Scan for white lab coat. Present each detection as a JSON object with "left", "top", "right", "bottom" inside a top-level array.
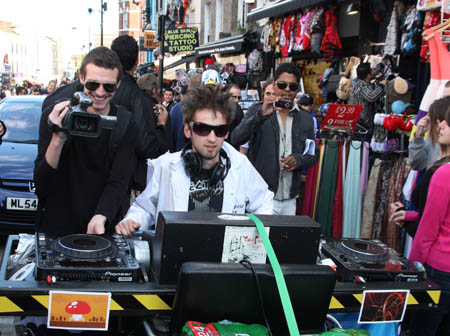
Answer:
[{"left": 122, "top": 142, "right": 273, "bottom": 229}]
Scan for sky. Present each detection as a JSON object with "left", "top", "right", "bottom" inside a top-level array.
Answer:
[{"left": 2, "top": 0, "right": 119, "bottom": 56}]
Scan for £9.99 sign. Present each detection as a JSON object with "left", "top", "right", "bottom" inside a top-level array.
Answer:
[{"left": 321, "top": 104, "right": 363, "bottom": 132}]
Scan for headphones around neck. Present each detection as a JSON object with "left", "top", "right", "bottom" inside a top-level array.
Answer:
[{"left": 181, "top": 142, "right": 231, "bottom": 189}]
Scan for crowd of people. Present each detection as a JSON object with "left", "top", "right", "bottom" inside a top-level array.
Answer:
[
  {"left": 0, "top": 34, "right": 449, "bottom": 334},
  {"left": 0, "top": 77, "right": 73, "bottom": 99},
  {"left": 32, "top": 35, "right": 318, "bottom": 237}
]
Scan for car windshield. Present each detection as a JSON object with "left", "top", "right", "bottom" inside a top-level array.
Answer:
[{"left": 0, "top": 101, "right": 41, "bottom": 143}]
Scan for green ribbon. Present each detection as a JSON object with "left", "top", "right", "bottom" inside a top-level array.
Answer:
[{"left": 246, "top": 213, "right": 300, "bottom": 336}]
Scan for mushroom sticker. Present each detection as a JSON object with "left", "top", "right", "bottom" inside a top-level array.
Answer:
[
  {"left": 65, "top": 300, "right": 91, "bottom": 322},
  {"left": 48, "top": 291, "right": 111, "bottom": 330}
]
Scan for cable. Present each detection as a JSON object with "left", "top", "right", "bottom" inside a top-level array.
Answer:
[
  {"left": 240, "top": 259, "right": 273, "bottom": 336},
  {"left": 325, "top": 314, "right": 342, "bottom": 330}
]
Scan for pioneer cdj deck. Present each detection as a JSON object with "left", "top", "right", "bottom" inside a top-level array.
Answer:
[
  {"left": 321, "top": 238, "right": 426, "bottom": 282},
  {"left": 35, "top": 233, "right": 143, "bottom": 282}
]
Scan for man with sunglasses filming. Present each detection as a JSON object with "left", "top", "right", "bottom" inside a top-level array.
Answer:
[
  {"left": 116, "top": 85, "right": 273, "bottom": 236},
  {"left": 232, "top": 63, "right": 318, "bottom": 215},
  {"left": 34, "top": 47, "right": 138, "bottom": 235}
]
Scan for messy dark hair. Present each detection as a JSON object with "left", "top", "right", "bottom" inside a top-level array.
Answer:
[
  {"left": 182, "top": 85, "right": 234, "bottom": 125},
  {"left": 80, "top": 47, "right": 123, "bottom": 82},
  {"left": 111, "top": 35, "right": 139, "bottom": 72}
]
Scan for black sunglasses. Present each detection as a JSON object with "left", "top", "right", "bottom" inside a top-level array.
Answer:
[
  {"left": 190, "top": 122, "right": 228, "bottom": 137},
  {"left": 276, "top": 81, "right": 299, "bottom": 91},
  {"left": 84, "top": 81, "right": 117, "bottom": 93},
  {"left": 231, "top": 95, "right": 242, "bottom": 100}
]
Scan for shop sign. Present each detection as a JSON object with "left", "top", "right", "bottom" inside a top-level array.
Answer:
[
  {"left": 197, "top": 45, "right": 238, "bottom": 55},
  {"left": 163, "top": 27, "right": 199, "bottom": 54},
  {"left": 321, "top": 104, "right": 362, "bottom": 132},
  {"left": 144, "top": 31, "right": 158, "bottom": 50}
]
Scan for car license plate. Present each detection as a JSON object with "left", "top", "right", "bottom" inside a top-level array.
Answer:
[{"left": 6, "top": 197, "right": 38, "bottom": 211}]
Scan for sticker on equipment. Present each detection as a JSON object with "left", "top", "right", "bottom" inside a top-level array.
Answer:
[{"left": 221, "top": 226, "right": 269, "bottom": 264}]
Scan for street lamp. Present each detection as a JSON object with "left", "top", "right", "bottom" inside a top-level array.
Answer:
[{"left": 88, "top": 1, "right": 107, "bottom": 47}]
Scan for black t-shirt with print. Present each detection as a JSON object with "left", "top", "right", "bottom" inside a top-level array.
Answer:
[{"left": 188, "top": 167, "right": 224, "bottom": 212}]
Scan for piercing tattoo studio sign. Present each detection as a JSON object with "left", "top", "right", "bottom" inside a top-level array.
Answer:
[{"left": 163, "top": 27, "right": 199, "bottom": 54}]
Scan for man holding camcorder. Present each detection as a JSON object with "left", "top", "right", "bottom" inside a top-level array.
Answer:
[
  {"left": 34, "top": 47, "right": 138, "bottom": 235},
  {"left": 231, "top": 63, "right": 318, "bottom": 215}
]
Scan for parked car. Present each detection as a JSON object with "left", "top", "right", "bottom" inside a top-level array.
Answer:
[{"left": 0, "top": 95, "right": 44, "bottom": 233}]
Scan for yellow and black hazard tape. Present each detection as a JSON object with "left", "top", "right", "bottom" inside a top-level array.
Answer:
[
  {"left": 329, "top": 289, "right": 441, "bottom": 311},
  {"left": 0, "top": 294, "right": 174, "bottom": 314},
  {"left": 0, "top": 289, "right": 441, "bottom": 314}
]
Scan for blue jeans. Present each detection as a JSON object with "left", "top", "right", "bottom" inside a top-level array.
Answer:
[{"left": 409, "top": 264, "right": 450, "bottom": 336}]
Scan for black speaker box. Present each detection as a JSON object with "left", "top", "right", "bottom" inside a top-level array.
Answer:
[{"left": 144, "top": 211, "right": 322, "bottom": 285}]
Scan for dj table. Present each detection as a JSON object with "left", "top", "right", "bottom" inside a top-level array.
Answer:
[{"left": 0, "top": 235, "right": 440, "bottom": 317}]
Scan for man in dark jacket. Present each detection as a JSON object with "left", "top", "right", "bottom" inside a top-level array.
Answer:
[
  {"left": 34, "top": 47, "right": 138, "bottom": 235},
  {"left": 232, "top": 63, "right": 318, "bottom": 215},
  {"left": 111, "top": 35, "right": 169, "bottom": 191},
  {"left": 137, "top": 73, "right": 172, "bottom": 155}
]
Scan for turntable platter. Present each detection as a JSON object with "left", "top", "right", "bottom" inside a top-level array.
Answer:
[
  {"left": 53, "top": 234, "right": 116, "bottom": 259},
  {"left": 336, "top": 239, "right": 389, "bottom": 263}
]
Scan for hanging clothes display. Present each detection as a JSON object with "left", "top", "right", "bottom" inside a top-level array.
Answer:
[
  {"left": 418, "top": 28, "right": 441, "bottom": 118},
  {"left": 312, "top": 139, "right": 326, "bottom": 219},
  {"left": 342, "top": 141, "right": 362, "bottom": 238},
  {"left": 301, "top": 140, "right": 321, "bottom": 218},
  {"left": 331, "top": 141, "right": 344, "bottom": 238},
  {"left": 315, "top": 140, "right": 339, "bottom": 236},
  {"left": 383, "top": 1, "right": 401, "bottom": 55},
  {"left": 360, "top": 142, "right": 370, "bottom": 203},
  {"left": 433, "top": 32, "right": 450, "bottom": 99},
  {"left": 373, "top": 162, "right": 392, "bottom": 240},
  {"left": 360, "top": 159, "right": 383, "bottom": 239},
  {"left": 320, "top": 9, "right": 342, "bottom": 60},
  {"left": 419, "top": 9, "right": 441, "bottom": 61}
]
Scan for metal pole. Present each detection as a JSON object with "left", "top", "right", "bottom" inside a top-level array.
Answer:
[
  {"left": 89, "top": 19, "right": 91, "bottom": 51},
  {"left": 101, "top": 0, "right": 104, "bottom": 46},
  {"left": 158, "top": 15, "right": 165, "bottom": 98}
]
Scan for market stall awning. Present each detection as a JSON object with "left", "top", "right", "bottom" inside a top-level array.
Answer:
[
  {"left": 163, "top": 54, "right": 202, "bottom": 71},
  {"left": 195, "top": 34, "right": 248, "bottom": 56},
  {"left": 247, "top": 0, "right": 347, "bottom": 22}
]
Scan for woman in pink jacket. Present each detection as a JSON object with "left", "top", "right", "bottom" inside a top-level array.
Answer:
[{"left": 409, "top": 107, "right": 450, "bottom": 335}]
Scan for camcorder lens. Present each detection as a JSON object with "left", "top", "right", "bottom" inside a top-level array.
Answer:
[{"left": 73, "top": 115, "right": 97, "bottom": 132}]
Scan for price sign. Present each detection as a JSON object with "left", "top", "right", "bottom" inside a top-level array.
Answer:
[{"left": 321, "top": 104, "right": 363, "bottom": 132}]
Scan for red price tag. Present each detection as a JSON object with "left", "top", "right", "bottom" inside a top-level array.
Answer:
[{"left": 321, "top": 104, "right": 363, "bottom": 132}]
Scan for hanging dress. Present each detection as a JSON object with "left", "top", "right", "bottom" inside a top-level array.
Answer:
[
  {"left": 342, "top": 141, "right": 362, "bottom": 238},
  {"left": 418, "top": 28, "right": 441, "bottom": 119},
  {"left": 320, "top": 9, "right": 342, "bottom": 60},
  {"left": 316, "top": 140, "right": 339, "bottom": 236},
  {"left": 332, "top": 141, "right": 344, "bottom": 238}
]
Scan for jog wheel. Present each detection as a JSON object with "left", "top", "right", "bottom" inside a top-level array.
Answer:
[
  {"left": 336, "top": 239, "right": 389, "bottom": 263},
  {"left": 53, "top": 234, "right": 116, "bottom": 259}
]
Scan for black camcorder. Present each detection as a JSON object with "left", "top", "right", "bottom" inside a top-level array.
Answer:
[{"left": 62, "top": 92, "right": 117, "bottom": 137}]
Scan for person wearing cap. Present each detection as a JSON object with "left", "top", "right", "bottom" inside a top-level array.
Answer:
[
  {"left": 231, "top": 63, "right": 318, "bottom": 215},
  {"left": 348, "top": 62, "right": 386, "bottom": 133}
]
